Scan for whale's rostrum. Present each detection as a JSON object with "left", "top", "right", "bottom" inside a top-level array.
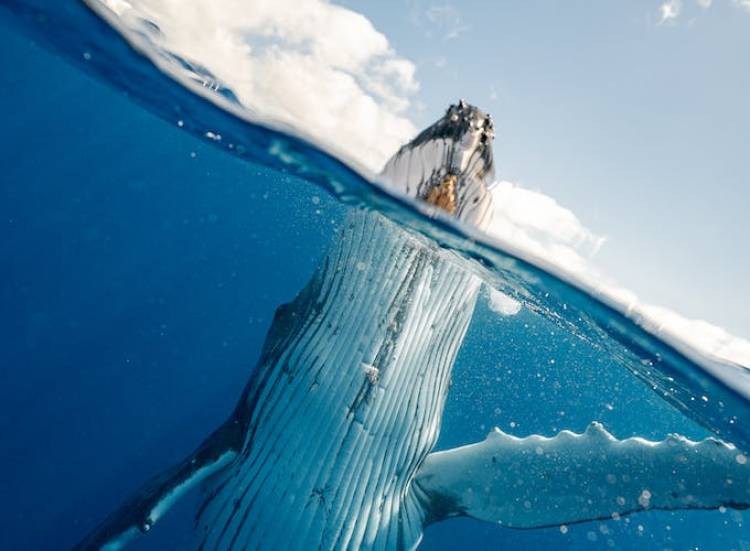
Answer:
[{"left": 75, "top": 102, "right": 750, "bottom": 551}]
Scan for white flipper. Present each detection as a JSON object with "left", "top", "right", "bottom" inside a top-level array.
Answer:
[
  {"left": 73, "top": 423, "right": 239, "bottom": 550},
  {"left": 414, "top": 422, "right": 750, "bottom": 528}
]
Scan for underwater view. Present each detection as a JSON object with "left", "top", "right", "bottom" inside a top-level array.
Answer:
[{"left": 1, "top": 1, "right": 749, "bottom": 550}]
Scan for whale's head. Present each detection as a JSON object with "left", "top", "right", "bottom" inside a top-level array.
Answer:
[{"left": 379, "top": 100, "right": 495, "bottom": 229}]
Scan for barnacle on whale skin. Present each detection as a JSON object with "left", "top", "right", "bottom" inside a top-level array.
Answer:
[{"left": 424, "top": 174, "right": 458, "bottom": 214}]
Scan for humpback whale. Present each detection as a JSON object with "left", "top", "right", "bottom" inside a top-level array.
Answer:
[{"left": 76, "top": 101, "right": 750, "bottom": 550}]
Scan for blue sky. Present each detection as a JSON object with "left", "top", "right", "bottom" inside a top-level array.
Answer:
[{"left": 343, "top": 0, "right": 749, "bottom": 336}]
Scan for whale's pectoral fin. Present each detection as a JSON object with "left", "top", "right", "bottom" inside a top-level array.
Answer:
[
  {"left": 414, "top": 422, "right": 750, "bottom": 529},
  {"left": 73, "top": 421, "right": 240, "bottom": 550}
]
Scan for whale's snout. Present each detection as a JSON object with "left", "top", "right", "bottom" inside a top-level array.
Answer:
[
  {"left": 380, "top": 100, "right": 495, "bottom": 229},
  {"left": 442, "top": 99, "right": 494, "bottom": 153}
]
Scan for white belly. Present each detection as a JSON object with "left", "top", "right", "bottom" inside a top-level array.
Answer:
[{"left": 196, "top": 210, "right": 480, "bottom": 551}]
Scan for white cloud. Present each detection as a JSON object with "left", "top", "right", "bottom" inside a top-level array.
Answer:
[
  {"left": 697, "top": 0, "right": 712, "bottom": 8},
  {"left": 485, "top": 181, "right": 750, "bottom": 368},
  {"left": 659, "top": 0, "right": 683, "bottom": 23},
  {"left": 96, "top": 0, "right": 418, "bottom": 171},
  {"left": 734, "top": 0, "right": 750, "bottom": 11},
  {"left": 637, "top": 305, "right": 750, "bottom": 366},
  {"left": 487, "top": 181, "right": 606, "bottom": 274}
]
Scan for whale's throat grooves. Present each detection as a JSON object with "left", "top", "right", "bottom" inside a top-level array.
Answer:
[{"left": 196, "top": 211, "right": 481, "bottom": 550}]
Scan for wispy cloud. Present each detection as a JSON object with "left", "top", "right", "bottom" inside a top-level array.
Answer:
[
  {"left": 409, "top": 2, "right": 470, "bottom": 41},
  {"left": 657, "top": 0, "right": 750, "bottom": 24},
  {"left": 658, "top": 0, "right": 683, "bottom": 24},
  {"left": 424, "top": 4, "right": 470, "bottom": 40},
  {"left": 489, "top": 84, "right": 499, "bottom": 102}
]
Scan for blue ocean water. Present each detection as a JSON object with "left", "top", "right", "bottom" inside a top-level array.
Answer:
[{"left": 1, "top": 4, "right": 749, "bottom": 551}]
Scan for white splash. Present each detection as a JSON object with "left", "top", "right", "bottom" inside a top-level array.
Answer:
[{"left": 487, "top": 287, "right": 522, "bottom": 317}]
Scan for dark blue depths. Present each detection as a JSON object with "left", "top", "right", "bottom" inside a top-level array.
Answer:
[{"left": 0, "top": 27, "right": 746, "bottom": 551}]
